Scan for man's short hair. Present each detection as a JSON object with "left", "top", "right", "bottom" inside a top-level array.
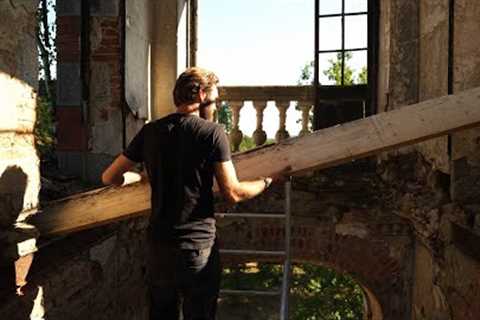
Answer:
[{"left": 173, "top": 67, "right": 219, "bottom": 107}]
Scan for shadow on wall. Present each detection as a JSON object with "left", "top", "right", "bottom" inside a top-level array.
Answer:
[
  {"left": 0, "top": 166, "right": 48, "bottom": 319},
  {"left": 0, "top": 166, "right": 29, "bottom": 301}
]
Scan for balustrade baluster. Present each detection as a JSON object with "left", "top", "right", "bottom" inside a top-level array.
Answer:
[
  {"left": 299, "top": 102, "right": 313, "bottom": 136},
  {"left": 275, "top": 101, "right": 290, "bottom": 142},
  {"left": 252, "top": 100, "right": 268, "bottom": 146},
  {"left": 229, "top": 101, "right": 244, "bottom": 152}
]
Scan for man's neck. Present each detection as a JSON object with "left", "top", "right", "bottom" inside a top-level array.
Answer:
[{"left": 176, "top": 103, "right": 200, "bottom": 116}]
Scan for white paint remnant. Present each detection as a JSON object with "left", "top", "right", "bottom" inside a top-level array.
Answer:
[{"left": 335, "top": 223, "right": 369, "bottom": 238}]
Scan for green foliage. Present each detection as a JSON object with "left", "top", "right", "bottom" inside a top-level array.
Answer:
[
  {"left": 217, "top": 102, "right": 233, "bottom": 133},
  {"left": 358, "top": 67, "right": 368, "bottom": 85},
  {"left": 239, "top": 135, "right": 275, "bottom": 152},
  {"left": 324, "top": 52, "right": 353, "bottom": 85},
  {"left": 290, "top": 263, "right": 364, "bottom": 320},
  {"left": 239, "top": 135, "right": 256, "bottom": 152},
  {"left": 299, "top": 53, "right": 368, "bottom": 86},
  {"left": 298, "top": 61, "right": 315, "bottom": 85},
  {"left": 35, "top": 96, "right": 55, "bottom": 157},
  {"left": 222, "top": 263, "right": 364, "bottom": 319}
]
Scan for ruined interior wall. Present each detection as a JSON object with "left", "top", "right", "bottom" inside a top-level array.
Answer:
[
  {"left": 87, "top": 0, "right": 125, "bottom": 181},
  {"left": 218, "top": 162, "right": 414, "bottom": 320},
  {"left": 450, "top": 0, "right": 480, "bottom": 204},
  {"left": 0, "top": 1, "right": 149, "bottom": 318},
  {"left": 377, "top": 0, "right": 419, "bottom": 114},
  {"left": 57, "top": 0, "right": 145, "bottom": 183},
  {"left": 416, "top": 0, "right": 450, "bottom": 174},
  {"left": 0, "top": 218, "right": 149, "bottom": 320},
  {"left": 377, "top": 1, "right": 480, "bottom": 319},
  {"left": 124, "top": 0, "right": 151, "bottom": 146},
  {"left": 414, "top": 2, "right": 480, "bottom": 319},
  {"left": 377, "top": 0, "right": 419, "bottom": 162},
  {"left": 55, "top": 0, "right": 87, "bottom": 178},
  {"left": 0, "top": 0, "right": 40, "bottom": 292},
  {"left": 380, "top": 151, "right": 480, "bottom": 320}
]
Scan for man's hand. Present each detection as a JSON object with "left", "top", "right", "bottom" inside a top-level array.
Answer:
[{"left": 269, "top": 165, "right": 292, "bottom": 184}]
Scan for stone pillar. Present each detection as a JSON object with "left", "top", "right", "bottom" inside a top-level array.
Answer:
[
  {"left": 151, "top": 0, "right": 187, "bottom": 119},
  {"left": 229, "top": 101, "right": 244, "bottom": 152},
  {"left": 299, "top": 102, "right": 312, "bottom": 136},
  {"left": 252, "top": 101, "right": 267, "bottom": 146},
  {"left": 450, "top": 0, "right": 480, "bottom": 204},
  {"left": 377, "top": 0, "right": 420, "bottom": 113},
  {"left": 88, "top": 0, "right": 125, "bottom": 181},
  {"left": 56, "top": 0, "right": 87, "bottom": 178},
  {"left": 56, "top": 0, "right": 132, "bottom": 183},
  {"left": 0, "top": 0, "right": 40, "bottom": 293},
  {"left": 375, "top": 1, "right": 419, "bottom": 318},
  {"left": 416, "top": 0, "right": 450, "bottom": 174},
  {"left": 275, "top": 101, "right": 290, "bottom": 142}
]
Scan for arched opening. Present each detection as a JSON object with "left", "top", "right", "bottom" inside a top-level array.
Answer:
[{"left": 218, "top": 261, "right": 383, "bottom": 320}]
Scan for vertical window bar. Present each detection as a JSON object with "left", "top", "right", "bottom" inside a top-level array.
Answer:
[
  {"left": 314, "top": 0, "right": 320, "bottom": 128},
  {"left": 341, "top": 0, "right": 345, "bottom": 86},
  {"left": 315, "top": 0, "right": 319, "bottom": 87},
  {"left": 186, "top": 0, "right": 190, "bottom": 67}
]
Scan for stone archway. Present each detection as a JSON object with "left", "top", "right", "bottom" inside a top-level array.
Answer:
[
  {"left": 218, "top": 215, "right": 412, "bottom": 320},
  {"left": 363, "top": 285, "right": 383, "bottom": 320}
]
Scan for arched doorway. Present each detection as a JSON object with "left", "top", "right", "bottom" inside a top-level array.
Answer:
[{"left": 218, "top": 261, "right": 384, "bottom": 319}]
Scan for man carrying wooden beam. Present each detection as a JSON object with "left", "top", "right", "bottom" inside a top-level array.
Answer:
[{"left": 101, "top": 67, "right": 282, "bottom": 320}]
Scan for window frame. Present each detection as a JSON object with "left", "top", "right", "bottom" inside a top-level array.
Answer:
[{"left": 313, "top": 0, "right": 379, "bottom": 129}]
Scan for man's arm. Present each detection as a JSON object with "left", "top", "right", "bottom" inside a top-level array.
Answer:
[
  {"left": 214, "top": 160, "right": 273, "bottom": 204},
  {"left": 102, "top": 154, "right": 142, "bottom": 186}
]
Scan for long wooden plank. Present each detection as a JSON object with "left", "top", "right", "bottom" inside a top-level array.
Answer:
[{"left": 29, "top": 87, "right": 480, "bottom": 236}]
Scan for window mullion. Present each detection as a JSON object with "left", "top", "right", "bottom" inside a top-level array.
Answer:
[{"left": 341, "top": 0, "right": 345, "bottom": 86}]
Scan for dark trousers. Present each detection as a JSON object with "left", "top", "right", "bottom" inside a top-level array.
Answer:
[{"left": 147, "top": 240, "right": 221, "bottom": 320}]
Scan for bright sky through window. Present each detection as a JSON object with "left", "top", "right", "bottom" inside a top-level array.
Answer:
[{"left": 197, "top": 0, "right": 368, "bottom": 138}]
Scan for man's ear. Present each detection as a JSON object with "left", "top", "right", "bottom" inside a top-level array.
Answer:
[{"left": 199, "top": 88, "right": 207, "bottom": 102}]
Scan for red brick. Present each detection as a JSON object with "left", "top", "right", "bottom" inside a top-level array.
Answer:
[
  {"left": 56, "top": 107, "right": 88, "bottom": 151},
  {"left": 57, "top": 17, "right": 81, "bottom": 62}
]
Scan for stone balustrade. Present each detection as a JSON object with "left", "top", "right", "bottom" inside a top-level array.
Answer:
[{"left": 218, "top": 86, "right": 314, "bottom": 151}]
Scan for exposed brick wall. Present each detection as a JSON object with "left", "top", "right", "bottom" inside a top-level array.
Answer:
[
  {"left": 56, "top": 16, "right": 81, "bottom": 63},
  {"left": 218, "top": 162, "right": 414, "bottom": 320},
  {"left": 56, "top": 0, "right": 143, "bottom": 182}
]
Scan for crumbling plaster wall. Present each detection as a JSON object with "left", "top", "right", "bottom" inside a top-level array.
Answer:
[
  {"left": 378, "top": 1, "right": 480, "bottom": 319},
  {"left": 450, "top": 0, "right": 480, "bottom": 204},
  {"left": 417, "top": 0, "right": 450, "bottom": 174},
  {"left": 0, "top": 1, "right": 149, "bottom": 319},
  {"left": 0, "top": 0, "right": 40, "bottom": 293}
]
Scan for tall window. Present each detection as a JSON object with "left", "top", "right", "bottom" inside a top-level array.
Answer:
[{"left": 314, "top": 0, "right": 377, "bottom": 129}]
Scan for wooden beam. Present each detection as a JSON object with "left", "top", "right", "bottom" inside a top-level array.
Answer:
[{"left": 29, "top": 87, "right": 480, "bottom": 236}]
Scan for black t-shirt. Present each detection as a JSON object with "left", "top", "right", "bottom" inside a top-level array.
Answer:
[{"left": 123, "top": 113, "right": 231, "bottom": 249}]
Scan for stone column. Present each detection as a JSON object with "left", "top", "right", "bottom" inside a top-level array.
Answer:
[
  {"left": 450, "top": 0, "right": 480, "bottom": 204},
  {"left": 56, "top": 0, "right": 87, "bottom": 178},
  {"left": 151, "top": 0, "right": 187, "bottom": 119},
  {"left": 299, "top": 102, "right": 312, "bottom": 136},
  {"left": 252, "top": 101, "right": 267, "bottom": 146},
  {"left": 0, "top": 0, "right": 40, "bottom": 293},
  {"left": 229, "top": 101, "right": 244, "bottom": 152},
  {"left": 275, "top": 101, "right": 290, "bottom": 142},
  {"left": 378, "top": 0, "right": 420, "bottom": 113}
]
